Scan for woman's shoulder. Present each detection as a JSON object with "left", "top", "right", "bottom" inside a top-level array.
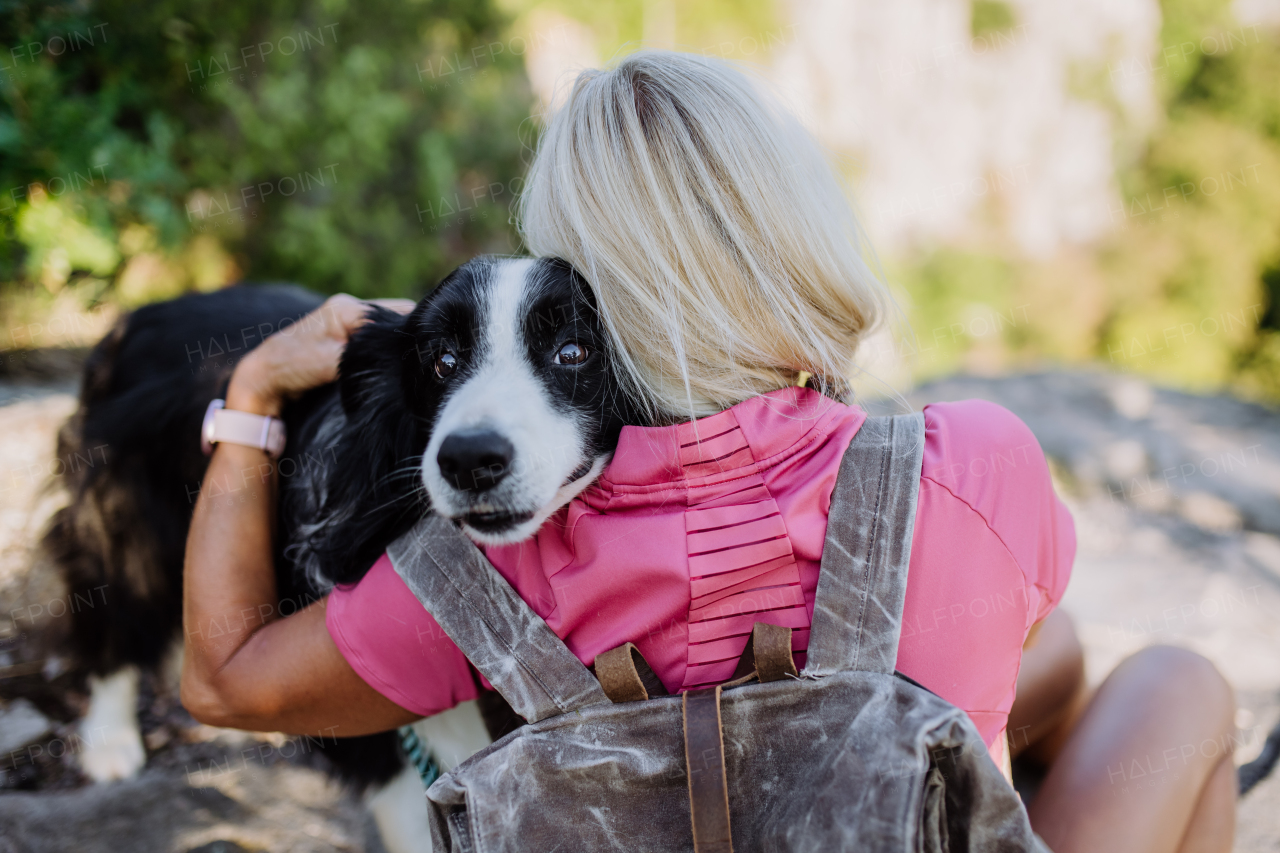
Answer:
[
  {"left": 919, "top": 398, "right": 1048, "bottom": 493},
  {"left": 915, "top": 398, "right": 1074, "bottom": 604},
  {"left": 918, "top": 398, "right": 1070, "bottom": 557}
]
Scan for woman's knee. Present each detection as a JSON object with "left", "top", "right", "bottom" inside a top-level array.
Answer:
[
  {"left": 1118, "top": 645, "right": 1235, "bottom": 733},
  {"left": 1030, "top": 646, "right": 1238, "bottom": 853}
]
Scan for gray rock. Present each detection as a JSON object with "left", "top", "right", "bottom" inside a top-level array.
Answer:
[{"left": 890, "top": 370, "right": 1280, "bottom": 537}]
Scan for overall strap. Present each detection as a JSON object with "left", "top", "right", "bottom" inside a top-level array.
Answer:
[
  {"left": 386, "top": 514, "right": 611, "bottom": 723},
  {"left": 802, "top": 412, "right": 925, "bottom": 677}
]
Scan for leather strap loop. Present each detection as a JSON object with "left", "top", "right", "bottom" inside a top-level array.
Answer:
[
  {"left": 683, "top": 687, "right": 733, "bottom": 853},
  {"left": 594, "top": 643, "right": 668, "bottom": 703},
  {"left": 729, "top": 623, "right": 797, "bottom": 684}
]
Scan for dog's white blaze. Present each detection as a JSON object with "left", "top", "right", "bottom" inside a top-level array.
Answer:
[
  {"left": 422, "top": 259, "right": 590, "bottom": 545},
  {"left": 79, "top": 666, "right": 146, "bottom": 782}
]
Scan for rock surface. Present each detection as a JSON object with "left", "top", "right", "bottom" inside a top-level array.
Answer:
[
  {"left": 0, "top": 699, "right": 53, "bottom": 756},
  {"left": 0, "top": 752, "right": 378, "bottom": 853}
]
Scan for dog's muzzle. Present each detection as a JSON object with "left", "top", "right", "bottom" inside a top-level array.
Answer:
[
  {"left": 437, "top": 428, "right": 515, "bottom": 493},
  {"left": 435, "top": 428, "right": 538, "bottom": 535}
]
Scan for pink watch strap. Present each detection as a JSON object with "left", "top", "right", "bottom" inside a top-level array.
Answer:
[{"left": 201, "top": 399, "right": 287, "bottom": 458}]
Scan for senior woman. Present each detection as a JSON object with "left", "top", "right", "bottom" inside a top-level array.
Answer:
[{"left": 182, "top": 50, "right": 1236, "bottom": 852}]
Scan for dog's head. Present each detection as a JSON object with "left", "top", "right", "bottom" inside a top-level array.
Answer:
[
  {"left": 336, "top": 256, "right": 639, "bottom": 552},
  {"left": 407, "top": 257, "right": 636, "bottom": 544}
]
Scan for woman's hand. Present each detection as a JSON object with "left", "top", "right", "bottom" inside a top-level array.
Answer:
[{"left": 226, "top": 295, "right": 415, "bottom": 417}]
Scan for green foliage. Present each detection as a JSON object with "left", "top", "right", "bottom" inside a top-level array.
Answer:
[
  {"left": 1154, "top": 0, "right": 1233, "bottom": 94},
  {"left": 1096, "top": 0, "right": 1280, "bottom": 396},
  {"left": 0, "top": 0, "right": 532, "bottom": 317},
  {"left": 1100, "top": 113, "right": 1280, "bottom": 383},
  {"left": 897, "top": 0, "right": 1280, "bottom": 403},
  {"left": 892, "top": 249, "right": 1020, "bottom": 380},
  {"left": 504, "top": 0, "right": 779, "bottom": 63},
  {"left": 971, "top": 1, "right": 1017, "bottom": 39},
  {"left": 2, "top": 0, "right": 1276, "bottom": 405}
]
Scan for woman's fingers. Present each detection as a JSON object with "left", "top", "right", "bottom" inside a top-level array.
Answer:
[
  {"left": 320, "top": 294, "right": 371, "bottom": 339},
  {"left": 227, "top": 293, "right": 417, "bottom": 416},
  {"left": 321, "top": 295, "right": 415, "bottom": 340},
  {"left": 368, "top": 298, "right": 417, "bottom": 314}
]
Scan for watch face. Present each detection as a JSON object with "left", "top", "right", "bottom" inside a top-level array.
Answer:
[
  {"left": 265, "top": 420, "right": 287, "bottom": 458},
  {"left": 201, "top": 399, "right": 225, "bottom": 456}
]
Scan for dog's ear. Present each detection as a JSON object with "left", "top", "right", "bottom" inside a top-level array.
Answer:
[
  {"left": 307, "top": 304, "right": 429, "bottom": 586},
  {"left": 338, "top": 305, "right": 418, "bottom": 416}
]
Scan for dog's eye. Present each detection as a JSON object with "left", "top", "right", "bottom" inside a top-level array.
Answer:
[
  {"left": 434, "top": 352, "right": 458, "bottom": 379},
  {"left": 554, "top": 342, "right": 589, "bottom": 366}
]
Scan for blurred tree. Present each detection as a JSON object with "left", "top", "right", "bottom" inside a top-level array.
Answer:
[
  {"left": 1096, "top": 0, "right": 1280, "bottom": 399},
  {"left": 0, "top": 0, "right": 532, "bottom": 321},
  {"left": 970, "top": 1, "right": 1017, "bottom": 39},
  {"left": 502, "top": 0, "right": 778, "bottom": 64},
  {"left": 897, "top": 0, "right": 1280, "bottom": 403}
]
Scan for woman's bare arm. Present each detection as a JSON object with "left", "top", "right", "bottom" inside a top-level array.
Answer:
[{"left": 180, "top": 295, "right": 420, "bottom": 736}]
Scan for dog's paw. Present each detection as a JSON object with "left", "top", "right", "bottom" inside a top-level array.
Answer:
[
  {"left": 79, "top": 667, "right": 146, "bottom": 782},
  {"left": 78, "top": 725, "right": 146, "bottom": 782},
  {"left": 366, "top": 765, "right": 435, "bottom": 853}
]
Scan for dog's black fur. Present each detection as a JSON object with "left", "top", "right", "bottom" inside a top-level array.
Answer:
[{"left": 40, "top": 257, "right": 638, "bottom": 792}]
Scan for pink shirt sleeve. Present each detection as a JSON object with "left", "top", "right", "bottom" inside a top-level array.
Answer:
[
  {"left": 918, "top": 399, "right": 1074, "bottom": 625},
  {"left": 895, "top": 400, "right": 1076, "bottom": 749},
  {"left": 326, "top": 553, "right": 479, "bottom": 716}
]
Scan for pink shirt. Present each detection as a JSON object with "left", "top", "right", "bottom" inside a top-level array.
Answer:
[{"left": 327, "top": 388, "right": 1074, "bottom": 755}]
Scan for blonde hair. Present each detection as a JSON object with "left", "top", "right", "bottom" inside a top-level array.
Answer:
[{"left": 518, "top": 50, "right": 889, "bottom": 421}]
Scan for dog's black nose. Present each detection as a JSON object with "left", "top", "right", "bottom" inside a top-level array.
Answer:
[{"left": 437, "top": 430, "right": 516, "bottom": 493}]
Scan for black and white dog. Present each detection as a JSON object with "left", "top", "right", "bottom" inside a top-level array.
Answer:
[{"left": 37, "top": 256, "right": 639, "bottom": 851}]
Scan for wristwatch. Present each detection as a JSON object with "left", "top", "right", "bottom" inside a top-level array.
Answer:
[{"left": 201, "top": 399, "right": 287, "bottom": 458}]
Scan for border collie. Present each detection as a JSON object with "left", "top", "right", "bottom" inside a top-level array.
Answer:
[{"left": 36, "top": 256, "right": 638, "bottom": 853}]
